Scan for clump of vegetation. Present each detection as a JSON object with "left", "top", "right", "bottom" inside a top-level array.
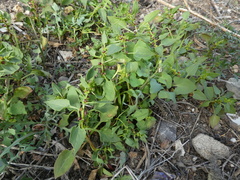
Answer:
[{"left": 0, "top": 0, "right": 239, "bottom": 178}]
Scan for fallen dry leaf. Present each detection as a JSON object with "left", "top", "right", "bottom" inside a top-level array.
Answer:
[{"left": 88, "top": 169, "right": 98, "bottom": 180}]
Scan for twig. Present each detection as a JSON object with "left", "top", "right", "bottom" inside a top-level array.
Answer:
[
  {"left": 137, "top": 140, "right": 189, "bottom": 179},
  {"left": 8, "top": 162, "right": 53, "bottom": 170},
  {"left": 190, "top": 108, "right": 203, "bottom": 136},
  {"left": 111, "top": 166, "right": 138, "bottom": 180},
  {"left": 209, "top": 0, "right": 221, "bottom": 17},
  {"left": 156, "top": 0, "right": 240, "bottom": 39},
  {"left": 183, "top": 0, "right": 191, "bottom": 11},
  {"left": 135, "top": 145, "right": 147, "bottom": 171}
]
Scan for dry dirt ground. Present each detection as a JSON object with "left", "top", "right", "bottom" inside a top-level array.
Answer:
[{"left": 0, "top": 0, "right": 240, "bottom": 180}]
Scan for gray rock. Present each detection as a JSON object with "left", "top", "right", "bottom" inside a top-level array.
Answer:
[
  {"left": 192, "top": 134, "right": 230, "bottom": 160},
  {"left": 226, "top": 78, "right": 240, "bottom": 99}
]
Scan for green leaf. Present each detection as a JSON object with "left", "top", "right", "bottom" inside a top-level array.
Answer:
[
  {"left": 158, "top": 91, "right": 176, "bottom": 102},
  {"left": 150, "top": 79, "right": 163, "bottom": 94},
  {"left": 161, "top": 38, "right": 178, "bottom": 46},
  {"left": 45, "top": 99, "right": 70, "bottom": 111},
  {"left": 200, "top": 101, "right": 211, "bottom": 107},
  {"left": 31, "top": 69, "right": 51, "bottom": 77},
  {"left": 102, "top": 168, "right": 113, "bottom": 176},
  {"left": 54, "top": 149, "right": 75, "bottom": 178},
  {"left": 155, "top": 45, "right": 163, "bottom": 56},
  {"left": 108, "top": 16, "right": 127, "bottom": 34},
  {"left": 98, "top": 8, "right": 107, "bottom": 23},
  {"left": 14, "top": 86, "right": 32, "bottom": 99},
  {"left": 59, "top": 114, "right": 70, "bottom": 127},
  {"left": 103, "top": 80, "right": 115, "bottom": 101},
  {"left": 61, "top": 0, "right": 73, "bottom": 5},
  {"left": 158, "top": 72, "right": 172, "bottom": 89},
  {"left": 193, "top": 90, "right": 208, "bottom": 100},
  {"left": 129, "top": 73, "right": 144, "bottom": 87},
  {"left": 126, "top": 62, "right": 138, "bottom": 73},
  {"left": 52, "top": 83, "right": 62, "bottom": 96},
  {"left": 67, "top": 87, "right": 80, "bottom": 108},
  {"left": 204, "top": 87, "right": 214, "bottom": 100},
  {"left": 0, "top": 64, "right": 20, "bottom": 76},
  {"left": 0, "top": 159, "right": 7, "bottom": 173},
  {"left": 159, "top": 32, "right": 169, "bottom": 40},
  {"left": 80, "top": 0, "right": 88, "bottom": 8},
  {"left": 95, "top": 103, "right": 118, "bottom": 121},
  {"left": 186, "top": 63, "right": 199, "bottom": 77},
  {"left": 174, "top": 77, "right": 196, "bottom": 95},
  {"left": 133, "top": 40, "right": 155, "bottom": 61},
  {"left": 86, "top": 67, "right": 97, "bottom": 81},
  {"left": 99, "top": 129, "right": 121, "bottom": 143},
  {"left": 182, "top": 11, "right": 190, "bottom": 20},
  {"left": 143, "top": 10, "right": 160, "bottom": 23},
  {"left": 209, "top": 114, "right": 220, "bottom": 128},
  {"left": 214, "top": 104, "right": 222, "bottom": 114},
  {"left": 107, "top": 44, "right": 123, "bottom": 55},
  {"left": 132, "top": 109, "right": 149, "bottom": 121},
  {"left": 8, "top": 101, "right": 27, "bottom": 115},
  {"left": 132, "top": 0, "right": 139, "bottom": 14},
  {"left": 213, "top": 85, "right": 221, "bottom": 95},
  {"left": 101, "top": 31, "right": 108, "bottom": 45},
  {"left": 69, "top": 127, "right": 86, "bottom": 152}
]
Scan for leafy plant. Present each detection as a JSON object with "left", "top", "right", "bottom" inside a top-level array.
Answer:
[
  {"left": 43, "top": 4, "right": 237, "bottom": 177},
  {"left": 0, "top": 0, "right": 238, "bottom": 178}
]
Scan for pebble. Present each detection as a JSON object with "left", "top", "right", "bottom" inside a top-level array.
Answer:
[{"left": 192, "top": 133, "right": 230, "bottom": 160}]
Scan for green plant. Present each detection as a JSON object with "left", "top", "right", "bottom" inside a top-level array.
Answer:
[
  {"left": 42, "top": 4, "right": 237, "bottom": 177},
  {"left": 0, "top": 0, "right": 238, "bottom": 178}
]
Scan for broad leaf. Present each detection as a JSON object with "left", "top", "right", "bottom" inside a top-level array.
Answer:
[
  {"left": 54, "top": 149, "right": 75, "bottom": 178},
  {"left": 86, "top": 67, "right": 97, "bottom": 81},
  {"left": 174, "top": 77, "right": 196, "bottom": 95},
  {"left": 204, "top": 87, "right": 214, "bottom": 100},
  {"left": 61, "top": 0, "right": 73, "bottom": 5},
  {"left": 129, "top": 73, "right": 144, "bottom": 87},
  {"left": 161, "top": 38, "right": 178, "bottom": 46},
  {"left": 67, "top": 87, "right": 80, "bottom": 108},
  {"left": 209, "top": 114, "right": 220, "bottom": 128},
  {"left": 69, "top": 127, "right": 86, "bottom": 151},
  {"left": 108, "top": 16, "right": 127, "bottom": 34},
  {"left": 133, "top": 40, "right": 155, "bottom": 61},
  {"left": 158, "top": 91, "right": 176, "bottom": 102},
  {"left": 59, "top": 114, "right": 70, "bottom": 127},
  {"left": 158, "top": 72, "right": 172, "bottom": 89},
  {"left": 186, "top": 63, "right": 199, "bottom": 77},
  {"left": 107, "top": 44, "right": 123, "bottom": 55},
  {"left": 193, "top": 90, "right": 208, "bottom": 101},
  {"left": 150, "top": 79, "right": 163, "bottom": 94},
  {"left": 132, "top": 109, "right": 149, "bottom": 121},
  {"left": 143, "top": 10, "right": 160, "bottom": 23},
  {"left": 45, "top": 99, "right": 70, "bottom": 111},
  {"left": 14, "top": 86, "right": 32, "bottom": 99},
  {"left": 95, "top": 103, "right": 118, "bottom": 121},
  {"left": 80, "top": 0, "right": 88, "bottom": 8},
  {"left": 103, "top": 80, "right": 115, "bottom": 101},
  {"left": 52, "top": 83, "right": 62, "bottom": 96},
  {"left": 8, "top": 101, "right": 27, "bottom": 115},
  {"left": 101, "top": 31, "right": 108, "bottom": 45},
  {"left": 126, "top": 62, "right": 138, "bottom": 73},
  {"left": 99, "top": 129, "right": 121, "bottom": 143}
]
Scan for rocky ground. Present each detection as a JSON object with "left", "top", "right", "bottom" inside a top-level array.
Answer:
[{"left": 0, "top": 0, "right": 240, "bottom": 180}]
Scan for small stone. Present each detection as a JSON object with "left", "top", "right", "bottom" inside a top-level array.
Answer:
[
  {"left": 226, "top": 78, "right": 240, "bottom": 99},
  {"left": 58, "top": 76, "right": 68, "bottom": 82},
  {"left": 192, "top": 134, "right": 230, "bottom": 160}
]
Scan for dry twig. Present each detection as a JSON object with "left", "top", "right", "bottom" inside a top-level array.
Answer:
[{"left": 156, "top": 0, "right": 240, "bottom": 39}]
